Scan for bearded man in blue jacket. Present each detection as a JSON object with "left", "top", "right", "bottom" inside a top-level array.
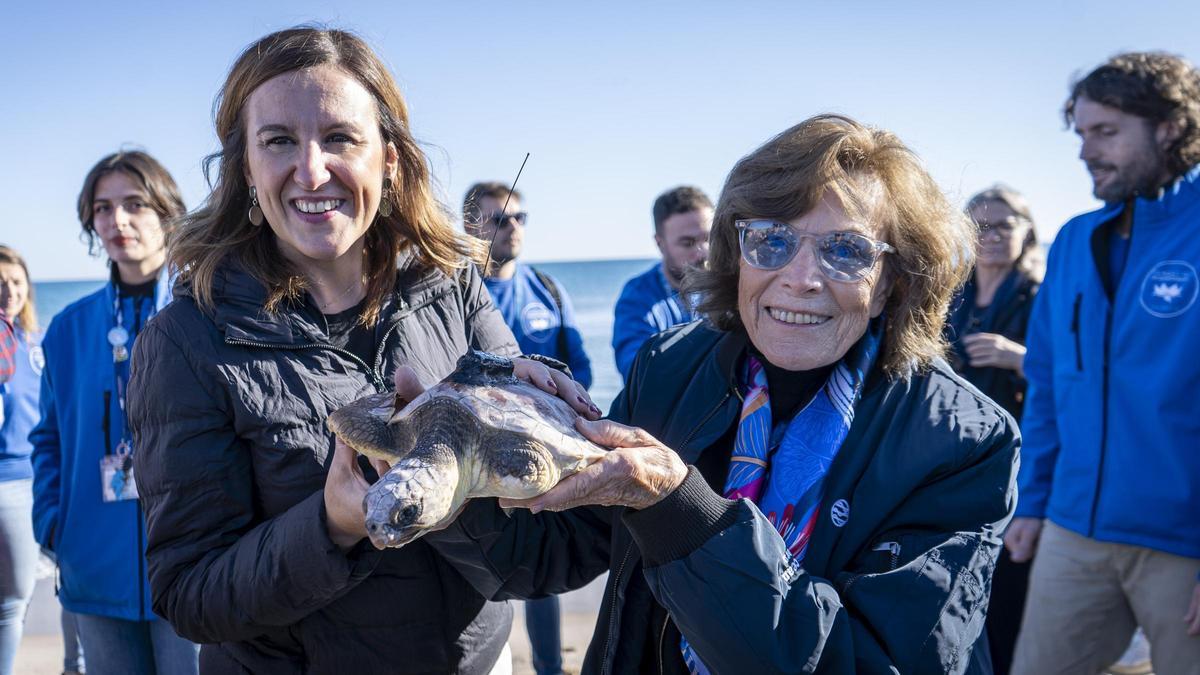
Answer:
[{"left": 1007, "top": 52, "right": 1200, "bottom": 674}]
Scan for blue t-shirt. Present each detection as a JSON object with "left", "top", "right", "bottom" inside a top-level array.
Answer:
[{"left": 483, "top": 265, "right": 593, "bottom": 389}]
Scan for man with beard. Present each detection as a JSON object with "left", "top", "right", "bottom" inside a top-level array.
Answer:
[
  {"left": 462, "top": 181, "right": 592, "bottom": 675},
  {"left": 1007, "top": 52, "right": 1200, "bottom": 674},
  {"left": 612, "top": 186, "right": 712, "bottom": 381}
]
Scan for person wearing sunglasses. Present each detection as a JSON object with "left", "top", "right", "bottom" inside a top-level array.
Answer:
[
  {"left": 462, "top": 181, "right": 594, "bottom": 675},
  {"left": 428, "top": 114, "right": 1016, "bottom": 673},
  {"left": 943, "top": 185, "right": 1041, "bottom": 675}
]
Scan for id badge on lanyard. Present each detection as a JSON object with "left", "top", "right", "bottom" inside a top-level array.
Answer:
[
  {"left": 101, "top": 288, "right": 141, "bottom": 502},
  {"left": 100, "top": 441, "right": 139, "bottom": 502}
]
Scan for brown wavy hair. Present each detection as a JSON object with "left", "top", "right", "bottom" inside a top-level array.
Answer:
[
  {"left": 76, "top": 151, "right": 186, "bottom": 256},
  {"left": 685, "top": 114, "right": 975, "bottom": 378},
  {"left": 0, "top": 245, "right": 37, "bottom": 335},
  {"left": 1065, "top": 52, "right": 1200, "bottom": 177},
  {"left": 172, "top": 27, "right": 482, "bottom": 325}
]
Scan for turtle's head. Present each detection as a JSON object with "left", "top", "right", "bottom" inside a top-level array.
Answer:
[{"left": 363, "top": 445, "right": 463, "bottom": 548}]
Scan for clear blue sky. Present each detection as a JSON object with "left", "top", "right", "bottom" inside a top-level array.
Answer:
[{"left": 3, "top": 0, "right": 1197, "bottom": 280}]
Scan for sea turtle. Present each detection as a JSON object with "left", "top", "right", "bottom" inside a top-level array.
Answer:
[{"left": 326, "top": 350, "right": 607, "bottom": 549}]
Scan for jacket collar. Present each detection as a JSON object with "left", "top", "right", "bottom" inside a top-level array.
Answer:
[
  {"left": 175, "top": 253, "right": 456, "bottom": 346},
  {"left": 104, "top": 263, "right": 175, "bottom": 314}
]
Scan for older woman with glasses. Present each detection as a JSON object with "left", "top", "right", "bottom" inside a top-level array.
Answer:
[
  {"left": 428, "top": 114, "right": 1019, "bottom": 673},
  {"left": 943, "top": 185, "right": 1041, "bottom": 675},
  {"left": 946, "top": 185, "right": 1042, "bottom": 421}
]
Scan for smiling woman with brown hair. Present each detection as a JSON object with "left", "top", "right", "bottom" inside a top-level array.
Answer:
[{"left": 126, "top": 27, "right": 596, "bottom": 674}]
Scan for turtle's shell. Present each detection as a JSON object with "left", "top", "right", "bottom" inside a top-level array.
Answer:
[{"left": 391, "top": 375, "right": 602, "bottom": 476}]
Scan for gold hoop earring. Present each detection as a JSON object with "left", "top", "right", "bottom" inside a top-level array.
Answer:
[
  {"left": 378, "top": 178, "right": 393, "bottom": 218},
  {"left": 248, "top": 186, "right": 264, "bottom": 226}
]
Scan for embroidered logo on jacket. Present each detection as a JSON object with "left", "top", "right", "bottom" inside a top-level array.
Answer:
[
  {"left": 830, "top": 499, "right": 850, "bottom": 527},
  {"left": 520, "top": 302, "right": 558, "bottom": 343},
  {"left": 1140, "top": 261, "right": 1198, "bottom": 318}
]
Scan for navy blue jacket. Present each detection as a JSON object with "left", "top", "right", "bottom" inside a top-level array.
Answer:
[
  {"left": 1019, "top": 165, "right": 1200, "bottom": 559},
  {"left": 432, "top": 323, "right": 1017, "bottom": 674}
]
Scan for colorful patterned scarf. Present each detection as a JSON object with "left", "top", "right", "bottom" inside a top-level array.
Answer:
[{"left": 681, "top": 320, "right": 883, "bottom": 674}]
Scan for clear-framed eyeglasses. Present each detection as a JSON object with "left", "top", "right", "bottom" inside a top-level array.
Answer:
[{"left": 735, "top": 219, "right": 895, "bottom": 282}]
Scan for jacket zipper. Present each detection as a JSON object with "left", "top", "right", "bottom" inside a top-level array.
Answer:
[
  {"left": 602, "top": 387, "right": 734, "bottom": 675},
  {"left": 658, "top": 613, "right": 670, "bottom": 675},
  {"left": 1071, "top": 293, "right": 1083, "bottom": 372},
  {"left": 872, "top": 541, "right": 901, "bottom": 570},
  {"left": 601, "top": 544, "right": 634, "bottom": 675},
  {"left": 224, "top": 337, "right": 387, "bottom": 391},
  {"left": 842, "top": 541, "right": 903, "bottom": 597},
  {"left": 1088, "top": 304, "right": 1114, "bottom": 537}
]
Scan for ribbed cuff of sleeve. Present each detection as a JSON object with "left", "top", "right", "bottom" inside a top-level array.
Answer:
[{"left": 622, "top": 466, "right": 742, "bottom": 568}]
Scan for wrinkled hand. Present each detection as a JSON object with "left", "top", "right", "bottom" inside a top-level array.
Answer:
[
  {"left": 512, "top": 357, "right": 601, "bottom": 420},
  {"left": 1004, "top": 517, "right": 1043, "bottom": 563},
  {"left": 962, "top": 332, "right": 1026, "bottom": 375},
  {"left": 1185, "top": 581, "right": 1200, "bottom": 636},
  {"left": 325, "top": 366, "right": 425, "bottom": 552},
  {"left": 499, "top": 418, "right": 687, "bottom": 512}
]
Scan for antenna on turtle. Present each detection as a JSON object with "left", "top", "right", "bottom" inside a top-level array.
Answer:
[{"left": 465, "top": 152, "right": 530, "bottom": 351}]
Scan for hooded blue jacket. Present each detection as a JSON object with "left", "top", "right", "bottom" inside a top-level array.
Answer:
[
  {"left": 1018, "top": 166, "right": 1200, "bottom": 559},
  {"left": 30, "top": 271, "right": 171, "bottom": 620}
]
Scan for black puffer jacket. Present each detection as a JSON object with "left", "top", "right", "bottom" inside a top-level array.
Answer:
[
  {"left": 431, "top": 322, "right": 1018, "bottom": 674},
  {"left": 128, "top": 259, "right": 519, "bottom": 674}
]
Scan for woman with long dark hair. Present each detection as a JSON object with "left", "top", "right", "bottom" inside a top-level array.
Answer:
[{"left": 29, "top": 152, "right": 199, "bottom": 674}]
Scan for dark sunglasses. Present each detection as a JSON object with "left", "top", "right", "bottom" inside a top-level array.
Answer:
[
  {"left": 478, "top": 211, "right": 528, "bottom": 228},
  {"left": 734, "top": 219, "right": 895, "bottom": 282}
]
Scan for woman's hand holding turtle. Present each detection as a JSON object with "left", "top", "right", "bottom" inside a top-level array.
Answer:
[
  {"left": 324, "top": 366, "right": 425, "bottom": 552},
  {"left": 499, "top": 418, "right": 687, "bottom": 512},
  {"left": 512, "top": 358, "right": 602, "bottom": 420}
]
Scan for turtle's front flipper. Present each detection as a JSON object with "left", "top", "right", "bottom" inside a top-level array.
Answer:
[{"left": 326, "top": 392, "right": 415, "bottom": 462}]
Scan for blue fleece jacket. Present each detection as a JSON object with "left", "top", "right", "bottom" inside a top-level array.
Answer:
[
  {"left": 484, "top": 264, "right": 592, "bottom": 389},
  {"left": 611, "top": 262, "right": 689, "bottom": 382},
  {"left": 31, "top": 271, "right": 171, "bottom": 620},
  {"left": 0, "top": 326, "right": 43, "bottom": 482},
  {"left": 1019, "top": 166, "right": 1200, "bottom": 559}
]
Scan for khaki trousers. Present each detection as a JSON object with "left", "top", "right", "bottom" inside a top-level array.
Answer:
[{"left": 1011, "top": 521, "right": 1200, "bottom": 675}]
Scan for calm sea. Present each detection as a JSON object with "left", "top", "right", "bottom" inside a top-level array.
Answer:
[{"left": 31, "top": 258, "right": 657, "bottom": 414}]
